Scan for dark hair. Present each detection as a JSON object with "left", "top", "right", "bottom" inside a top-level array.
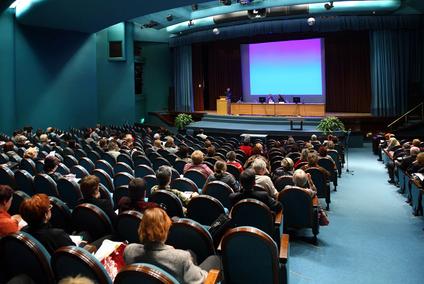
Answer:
[
  {"left": 176, "top": 144, "right": 189, "bottom": 159},
  {"left": 3, "top": 141, "right": 14, "bottom": 152},
  {"left": 207, "top": 146, "right": 216, "bottom": 157},
  {"left": 240, "top": 169, "right": 256, "bottom": 192},
  {"left": 156, "top": 166, "right": 172, "bottom": 188},
  {"left": 0, "top": 185, "right": 13, "bottom": 204},
  {"left": 80, "top": 175, "right": 100, "bottom": 198},
  {"left": 318, "top": 146, "right": 327, "bottom": 157},
  {"left": 44, "top": 156, "right": 59, "bottom": 172},
  {"left": 128, "top": 178, "right": 147, "bottom": 202}
]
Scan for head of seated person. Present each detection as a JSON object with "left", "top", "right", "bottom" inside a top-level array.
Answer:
[
  {"left": 226, "top": 151, "right": 237, "bottom": 162},
  {"left": 164, "top": 137, "right": 176, "bottom": 148},
  {"left": 191, "top": 150, "right": 204, "bottom": 166},
  {"left": 213, "top": 160, "right": 227, "bottom": 177},
  {"left": 20, "top": 193, "right": 51, "bottom": 226},
  {"left": 310, "top": 134, "right": 318, "bottom": 142},
  {"left": 307, "top": 152, "right": 319, "bottom": 167},
  {"left": 3, "top": 141, "right": 14, "bottom": 153},
  {"left": 153, "top": 139, "right": 163, "bottom": 149},
  {"left": 39, "top": 134, "right": 49, "bottom": 145},
  {"left": 412, "top": 139, "right": 421, "bottom": 148},
  {"left": 156, "top": 166, "right": 172, "bottom": 189},
  {"left": 253, "top": 158, "right": 267, "bottom": 176},
  {"left": 292, "top": 169, "right": 309, "bottom": 188},
  {"left": 176, "top": 144, "right": 190, "bottom": 159},
  {"left": 44, "top": 155, "right": 60, "bottom": 174},
  {"left": 251, "top": 143, "right": 264, "bottom": 156},
  {"left": 24, "top": 147, "right": 38, "bottom": 160},
  {"left": 58, "top": 275, "right": 95, "bottom": 284},
  {"left": 107, "top": 140, "right": 120, "bottom": 152},
  {"left": 326, "top": 141, "right": 335, "bottom": 150},
  {"left": 281, "top": 157, "right": 294, "bottom": 172},
  {"left": 240, "top": 169, "right": 256, "bottom": 192},
  {"left": 80, "top": 175, "right": 100, "bottom": 200},
  {"left": 410, "top": 146, "right": 420, "bottom": 157},
  {"left": 206, "top": 146, "right": 216, "bottom": 157},
  {"left": 129, "top": 178, "right": 147, "bottom": 202},
  {"left": 318, "top": 146, "right": 328, "bottom": 158},
  {"left": 415, "top": 152, "right": 424, "bottom": 166}
]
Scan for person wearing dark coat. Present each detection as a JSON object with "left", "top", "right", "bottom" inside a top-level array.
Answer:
[{"left": 229, "top": 169, "right": 281, "bottom": 213}]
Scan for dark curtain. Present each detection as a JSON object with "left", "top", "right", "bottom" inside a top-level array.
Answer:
[
  {"left": 192, "top": 43, "right": 205, "bottom": 111},
  {"left": 370, "top": 30, "right": 423, "bottom": 116},
  {"left": 325, "top": 32, "right": 372, "bottom": 113},
  {"left": 173, "top": 45, "right": 194, "bottom": 112},
  {"left": 194, "top": 41, "right": 242, "bottom": 111}
]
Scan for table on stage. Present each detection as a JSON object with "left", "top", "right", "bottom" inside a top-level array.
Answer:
[{"left": 230, "top": 103, "right": 325, "bottom": 117}]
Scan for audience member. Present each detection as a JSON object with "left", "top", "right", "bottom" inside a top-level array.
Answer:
[
  {"left": 0, "top": 185, "right": 22, "bottom": 237},
  {"left": 23, "top": 147, "right": 38, "bottom": 160},
  {"left": 239, "top": 136, "right": 253, "bottom": 157},
  {"left": 44, "top": 155, "right": 62, "bottom": 182},
  {"left": 79, "top": 175, "right": 117, "bottom": 225},
  {"left": 407, "top": 152, "right": 424, "bottom": 174},
  {"left": 272, "top": 157, "right": 294, "bottom": 182},
  {"left": 58, "top": 275, "right": 95, "bottom": 284},
  {"left": 183, "top": 150, "right": 214, "bottom": 178},
  {"left": 106, "top": 140, "right": 120, "bottom": 160},
  {"left": 118, "top": 178, "right": 158, "bottom": 214},
  {"left": 302, "top": 152, "right": 331, "bottom": 179},
  {"left": 282, "top": 169, "right": 317, "bottom": 197},
  {"left": 175, "top": 144, "right": 192, "bottom": 163},
  {"left": 196, "top": 129, "right": 208, "bottom": 140},
  {"left": 20, "top": 194, "right": 75, "bottom": 254},
  {"left": 226, "top": 151, "right": 243, "bottom": 173},
  {"left": 124, "top": 207, "right": 221, "bottom": 283},
  {"left": 244, "top": 143, "right": 269, "bottom": 170},
  {"left": 229, "top": 169, "right": 281, "bottom": 213},
  {"left": 204, "top": 160, "right": 240, "bottom": 192},
  {"left": 164, "top": 137, "right": 178, "bottom": 154},
  {"left": 252, "top": 158, "right": 278, "bottom": 198}
]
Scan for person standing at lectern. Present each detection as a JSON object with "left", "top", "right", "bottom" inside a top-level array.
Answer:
[
  {"left": 225, "top": 88, "right": 232, "bottom": 101},
  {"left": 278, "top": 95, "right": 286, "bottom": 103}
]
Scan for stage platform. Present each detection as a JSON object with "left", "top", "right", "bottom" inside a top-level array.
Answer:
[{"left": 187, "top": 114, "right": 337, "bottom": 136}]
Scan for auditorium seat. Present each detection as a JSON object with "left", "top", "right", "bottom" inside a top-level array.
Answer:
[
  {"left": 143, "top": 174, "right": 158, "bottom": 196},
  {"left": 186, "top": 195, "right": 226, "bottom": 226},
  {"left": 15, "top": 169, "right": 35, "bottom": 196},
  {"left": 166, "top": 218, "right": 215, "bottom": 263},
  {"left": 20, "top": 158, "right": 37, "bottom": 176},
  {"left": 9, "top": 190, "right": 30, "bottom": 215},
  {"left": 79, "top": 157, "right": 95, "bottom": 173},
  {"left": 72, "top": 203, "right": 114, "bottom": 241},
  {"left": 70, "top": 165, "right": 90, "bottom": 178},
  {"left": 49, "top": 196, "right": 73, "bottom": 234},
  {"left": 95, "top": 159, "right": 114, "bottom": 177},
  {"left": 113, "top": 172, "right": 134, "bottom": 189},
  {"left": 135, "top": 164, "right": 155, "bottom": 179},
  {"left": 63, "top": 155, "right": 79, "bottom": 169},
  {"left": 149, "top": 190, "right": 184, "bottom": 218},
  {"left": 34, "top": 174, "right": 59, "bottom": 197},
  {"left": 305, "top": 167, "right": 331, "bottom": 210},
  {"left": 171, "top": 177, "right": 198, "bottom": 193},
  {"left": 114, "top": 161, "right": 134, "bottom": 175},
  {"left": 0, "top": 165, "right": 16, "bottom": 189},
  {"left": 114, "top": 263, "right": 179, "bottom": 284},
  {"left": 133, "top": 155, "right": 152, "bottom": 168},
  {"left": 93, "top": 168, "right": 115, "bottom": 193},
  {"left": 0, "top": 232, "right": 55, "bottom": 284},
  {"left": 203, "top": 181, "right": 234, "bottom": 209},
  {"left": 221, "top": 227, "right": 289, "bottom": 284},
  {"left": 184, "top": 169, "right": 207, "bottom": 189},
  {"left": 51, "top": 246, "right": 112, "bottom": 284},
  {"left": 117, "top": 153, "right": 134, "bottom": 168},
  {"left": 152, "top": 157, "right": 171, "bottom": 171},
  {"left": 274, "top": 175, "right": 294, "bottom": 192},
  {"left": 115, "top": 210, "right": 143, "bottom": 243},
  {"left": 173, "top": 160, "right": 187, "bottom": 175}
]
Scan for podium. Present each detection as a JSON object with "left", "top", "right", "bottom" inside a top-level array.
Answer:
[{"left": 217, "top": 97, "right": 231, "bottom": 115}]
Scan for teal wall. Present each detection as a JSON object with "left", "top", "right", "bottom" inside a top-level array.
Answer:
[
  {"left": 0, "top": 10, "right": 16, "bottom": 134},
  {"left": 14, "top": 24, "right": 97, "bottom": 131},
  {"left": 96, "top": 22, "right": 135, "bottom": 125}
]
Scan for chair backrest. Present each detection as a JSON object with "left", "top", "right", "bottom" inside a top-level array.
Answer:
[
  {"left": 63, "top": 155, "right": 79, "bottom": 169},
  {"left": 79, "top": 157, "right": 95, "bottom": 173},
  {"left": 49, "top": 196, "right": 73, "bottom": 233},
  {"left": 0, "top": 165, "right": 16, "bottom": 188},
  {"left": 117, "top": 153, "right": 134, "bottom": 168},
  {"left": 184, "top": 169, "right": 207, "bottom": 189},
  {"left": 34, "top": 174, "right": 59, "bottom": 197},
  {"left": 0, "top": 153, "right": 9, "bottom": 163},
  {"left": 274, "top": 175, "right": 294, "bottom": 192},
  {"left": 51, "top": 246, "right": 112, "bottom": 284},
  {"left": 0, "top": 232, "right": 54, "bottom": 284},
  {"left": 148, "top": 190, "right": 184, "bottom": 218},
  {"left": 15, "top": 169, "right": 35, "bottom": 196},
  {"left": 114, "top": 172, "right": 134, "bottom": 188},
  {"left": 304, "top": 167, "right": 328, "bottom": 199},
  {"left": 152, "top": 157, "right": 171, "bottom": 171},
  {"left": 95, "top": 159, "right": 114, "bottom": 177},
  {"left": 114, "top": 162, "right": 134, "bottom": 175},
  {"left": 56, "top": 163, "right": 71, "bottom": 175},
  {"left": 164, "top": 153, "right": 178, "bottom": 165},
  {"left": 170, "top": 177, "right": 198, "bottom": 193},
  {"left": 133, "top": 155, "right": 152, "bottom": 168},
  {"left": 57, "top": 178, "right": 83, "bottom": 209},
  {"left": 278, "top": 187, "right": 315, "bottom": 228},
  {"left": 70, "top": 165, "right": 90, "bottom": 178},
  {"left": 102, "top": 152, "right": 117, "bottom": 166},
  {"left": 230, "top": 199, "right": 274, "bottom": 238},
  {"left": 93, "top": 168, "right": 115, "bottom": 193},
  {"left": 114, "top": 263, "right": 179, "bottom": 284},
  {"left": 115, "top": 210, "right": 143, "bottom": 243},
  {"left": 294, "top": 161, "right": 308, "bottom": 170},
  {"left": 9, "top": 190, "right": 30, "bottom": 215},
  {"left": 20, "top": 158, "right": 36, "bottom": 175},
  {"left": 166, "top": 218, "right": 215, "bottom": 263},
  {"left": 71, "top": 203, "right": 114, "bottom": 240},
  {"left": 221, "top": 227, "right": 281, "bottom": 284},
  {"left": 186, "top": 195, "right": 226, "bottom": 226},
  {"left": 143, "top": 174, "right": 158, "bottom": 197},
  {"left": 74, "top": 148, "right": 88, "bottom": 160},
  {"left": 203, "top": 181, "right": 234, "bottom": 209},
  {"left": 135, "top": 164, "right": 155, "bottom": 178},
  {"left": 173, "top": 160, "right": 187, "bottom": 174},
  {"left": 226, "top": 164, "right": 240, "bottom": 181}
]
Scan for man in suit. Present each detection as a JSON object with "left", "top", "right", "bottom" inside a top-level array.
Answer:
[{"left": 229, "top": 169, "right": 281, "bottom": 213}]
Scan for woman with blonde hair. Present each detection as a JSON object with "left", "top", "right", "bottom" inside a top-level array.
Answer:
[
  {"left": 123, "top": 207, "right": 221, "bottom": 283},
  {"left": 183, "top": 150, "right": 213, "bottom": 178}
]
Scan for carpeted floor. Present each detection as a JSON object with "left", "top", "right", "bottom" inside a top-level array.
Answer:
[{"left": 289, "top": 143, "right": 424, "bottom": 284}]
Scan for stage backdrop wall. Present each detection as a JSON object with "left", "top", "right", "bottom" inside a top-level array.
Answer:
[{"left": 192, "top": 31, "right": 371, "bottom": 113}]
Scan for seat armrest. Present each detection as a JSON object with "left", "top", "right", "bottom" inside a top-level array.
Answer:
[
  {"left": 279, "top": 234, "right": 289, "bottom": 263},
  {"left": 274, "top": 209, "right": 283, "bottom": 225},
  {"left": 204, "top": 269, "right": 220, "bottom": 284}
]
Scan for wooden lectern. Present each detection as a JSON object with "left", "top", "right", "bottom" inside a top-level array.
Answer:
[{"left": 217, "top": 97, "right": 231, "bottom": 115}]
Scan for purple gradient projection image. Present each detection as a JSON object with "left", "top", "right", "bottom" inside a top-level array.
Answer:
[{"left": 249, "top": 38, "right": 324, "bottom": 96}]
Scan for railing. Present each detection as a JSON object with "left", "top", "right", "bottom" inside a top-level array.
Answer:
[{"left": 387, "top": 102, "right": 424, "bottom": 129}]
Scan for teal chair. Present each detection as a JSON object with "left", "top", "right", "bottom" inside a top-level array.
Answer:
[
  {"left": 114, "top": 263, "right": 179, "bottom": 284},
  {"left": 0, "top": 232, "right": 55, "bottom": 284},
  {"left": 51, "top": 246, "right": 112, "bottom": 284},
  {"left": 221, "top": 227, "right": 289, "bottom": 284}
]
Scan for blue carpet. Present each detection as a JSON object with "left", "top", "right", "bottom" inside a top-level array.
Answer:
[{"left": 289, "top": 144, "right": 424, "bottom": 284}]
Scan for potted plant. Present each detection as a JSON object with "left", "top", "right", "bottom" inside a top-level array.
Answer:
[
  {"left": 175, "top": 113, "right": 193, "bottom": 132},
  {"left": 317, "top": 116, "right": 345, "bottom": 135}
]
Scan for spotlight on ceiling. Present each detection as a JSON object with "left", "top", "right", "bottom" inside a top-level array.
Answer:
[
  {"left": 307, "top": 17, "right": 316, "bottom": 26},
  {"left": 324, "top": 1, "right": 334, "bottom": 10},
  {"left": 213, "top": 28, "right": 220, "bottom": 35},
  {"left": 247, "top": 8, "right": 267, "bottom": 19},
  {"left": 221, "top": 0, "right": 232, "bottom": 6},
  {"left": 166, "top": 14, "right": 173, "bottom": 21}
]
